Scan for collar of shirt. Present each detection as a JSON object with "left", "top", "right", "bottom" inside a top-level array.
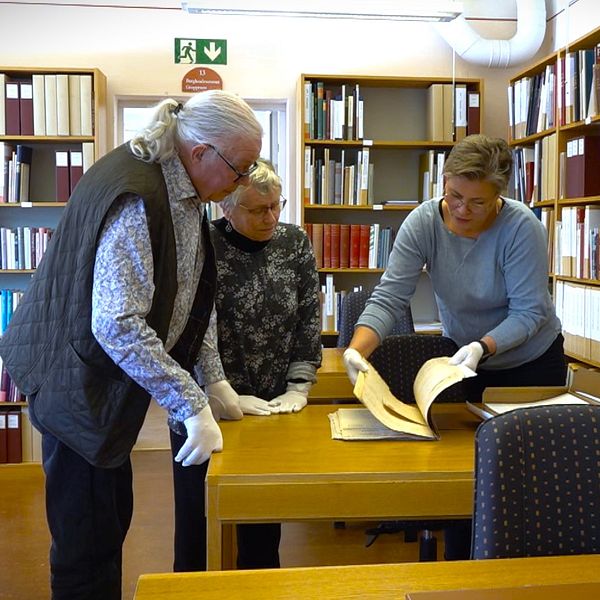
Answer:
[{"left": 161, "top": 154, "right": 200, "bottom": 207}]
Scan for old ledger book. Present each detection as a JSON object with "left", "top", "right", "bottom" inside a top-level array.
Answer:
[{"left": 329, "top": 357, "right": 475, "bottom": 441}]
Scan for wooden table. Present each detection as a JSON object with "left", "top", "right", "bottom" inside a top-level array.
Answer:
[
  {"left": 135, "top": 554, "right": 600, "bottom": 599},
  {"left": 206, "top": 403, "right": 480, "bottom": 570},
  {"left": 309, "top": 347, "right": 354, "bottom": 403}
]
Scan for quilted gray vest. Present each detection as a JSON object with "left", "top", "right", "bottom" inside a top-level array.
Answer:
[{"left": 0, "top": 144, "right": 213, "bottom": 467}]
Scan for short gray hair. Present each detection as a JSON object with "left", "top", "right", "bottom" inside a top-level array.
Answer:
[
  {"left": 129, "top": 90, "right": 263, "bottom": 163},
  {"left": 443, "top": 134, "right": 513, "bottom": 194},
  {"left": 220, "top": 158, "right": 282, "bottom": 212}
]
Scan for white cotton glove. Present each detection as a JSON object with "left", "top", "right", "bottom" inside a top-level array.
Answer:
[
  {"left": 206, "top": 380, "right": 243, "bottom": 421},
  {"left": 343, "top": 347, "right": 369, "bottom": 386},
  {"left": 448, "top": 341, "right": 484, "bottom": 372},
  {"left": 271, "top": 382, "right": 311, "bottom": 414},
  {"left": 174, "top": 405, "right": 223, "bottom": 467},
  {"left": 239, "top": 395, "right": 281, "bottom": 416}
]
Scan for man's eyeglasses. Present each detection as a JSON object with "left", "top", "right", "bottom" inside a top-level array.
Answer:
[
  {"left": 205, "top": 143, "right": 259, "bottom": 181},
  {"left": 238, "top": 197, "right": 287, "bottom": 218}
]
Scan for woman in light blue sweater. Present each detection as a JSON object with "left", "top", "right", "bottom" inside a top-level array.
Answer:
[
  {"left": 343, "top": 134, "right": 566, "bottom": 560},
  {"left": 345, "top": 134, "right": 565, "bottom": 400}
]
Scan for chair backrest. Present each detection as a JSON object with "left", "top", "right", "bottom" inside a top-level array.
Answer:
[
  {"left": 368, "top": 334, "right": 463, "bottom": 403},
  {"left": 471, "top": 405, "right": 600, "bottom": 559},
  {"left": 337, "top": 290, "right": 414, "bottom": 347}
]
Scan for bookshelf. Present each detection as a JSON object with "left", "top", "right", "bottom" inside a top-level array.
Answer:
[
  {"left": 507, "top": 26, "right": 600, "bottom": 369},
  {"left": 298, "top": 74, "right": 483, "bottom": 345},
  {"left": 0, "top": 66, "right": 106, "bottom": 462}
]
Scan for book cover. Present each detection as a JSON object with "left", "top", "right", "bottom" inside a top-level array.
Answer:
[
  {"left": 6, "top": 410, "right": 22, "bottom": 463},
  {"left": 339, "top": 223, "right": 350, "bottom": 269},
  {"left": 349, "top": 224, "right": 361, "bottom": 269},
  {"left": 0, "top": 73, "right": 5, "bottom": 135},
  {"left": 5, "top": 80, "right": 20, "bottom": 135},
  {"left": 82, "top": 141, "right": 95, "bottom": 173},
  {"left": 31, "top": 74, "right": 46, "bottom": 136},
  {"left": 330, "top": 223, "right": 340, "bottom": 269},
  {"left": 311, "top": 223, "right": 323, "bottom": 269},
  {"left": 19, "top": 81, "right": 34, "bottom": 136},
  {"left": 68, "top": 74, "right": 82, "bottom": 136},
  {"left": 69, "top": 150, "right": 83, "bottom": 194},
  {"left": 55, "top": 150, "right": 70, "bottom": 202},
  {"left": 322, "top": 223, "right": 331, "bottom": 268},
  {"left": 56, "top": 73, "right": 70, "bottom": 136},
  {"left": 15, "top": 145, "right": 33, "bottom": 203},
  {"left": 44, "top": 74, "right": 58, "bottom": 136},
  {"left": 358, "top": 224, "right": 370, "bottom": 269},
  {"left": 0, "top": 412, "right": 7, "bottom": 463},
  {"left": 80, "top": 74, "right": 93, "bottom": 136}
]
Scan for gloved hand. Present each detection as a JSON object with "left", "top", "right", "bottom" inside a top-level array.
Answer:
[
  {"left": 239, "top": 395, "right": 280, "bottom": 416},
  {"left": 449, "top": 341, "right": 484, "bottom": 372},
  {"left": 206, "top": 380, "right": 243, "bottom": 421},
  {"left": 174, "top": 405, "right": 223, "bottom": 467},
  {"left": 272, "top": 381, "right": 311, "bottom": 413},
  {"left": 343, "top": 347, "right": 369, "bottom": 386}
]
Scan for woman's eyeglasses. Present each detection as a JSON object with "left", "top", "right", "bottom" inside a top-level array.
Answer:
[{"left": 238, "top": 197, "right": 287, "bottom": 217}]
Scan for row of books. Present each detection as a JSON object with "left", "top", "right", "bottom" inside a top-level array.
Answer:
[
  {"left": 0, "top": 142, "right": 94, "bottom": 204},
  {"left": 512, "top": 133, "right": 558, "bottom": 206},
  {"left": 426, "top": 84, "right": 480, "bottom": 143},
  {"left": 304, "top": 222, "right": 395, "bottom": 270},
  {"left": 508, "top": 62, "right": 557, "bottom": 139},
  {"left": 304, "top": 81, "right": 364, "bottom": 141},
  {"left": 0, "top": 72, "right": 94, "bottom": 137},
  {"left": 1, "top": 143, "right": 32, "bottom": 203},
  {"left": 0, "top": 289, "right": 23, "bottom": 335},
  {"left": 304, "top": 146, "right": 372, "bottom": 206},
  {"left": 0, "top": 226, "right": 54, "bottom": 271},
  {"left": 419, "top": 149, "right": 447, "bottom": 201},
  {"left": 0, "top": 409, "right": 23, "bottom": 464},
  {"left": 555, "top": 281, "right": 600, "bottom": 363},
  {"left": 555, "top": 205, "right": 600, "bottom": 280},
  {"left": 509, "top": 44, "right": 600, "bottom": 140}
]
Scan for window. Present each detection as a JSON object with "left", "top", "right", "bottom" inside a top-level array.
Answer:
[{"left": 116, "top": 96, "right": 289, "bottom": 222}]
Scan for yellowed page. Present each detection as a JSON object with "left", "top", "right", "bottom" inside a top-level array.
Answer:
[
  {"left": 354, "top": 366, "right": 435, "bottom": 438},
  {"left": 413, "top": 357, "right": 476, "bottom": 420},
  {"left": 353, "top": 357, "right": 476, "bottom": 439}
]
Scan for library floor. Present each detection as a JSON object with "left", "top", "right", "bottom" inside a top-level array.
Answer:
[{"left": 0, "top": 403, "right": 424, "bottom": 600}]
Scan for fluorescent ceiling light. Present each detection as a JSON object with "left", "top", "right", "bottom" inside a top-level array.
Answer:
[{"left": 181, "top": 1, "right": 463, "bottom": 23}]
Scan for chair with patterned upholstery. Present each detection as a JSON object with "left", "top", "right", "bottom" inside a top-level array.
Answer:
[
  {"left": 364, "top": 333, "right": 469, "bottom": 560},
  {"left": 471, "top": 404, "right": 600, "bottom": 559},
  {"left": 337, "top": 289, "right": 414, "bottom": 348}
]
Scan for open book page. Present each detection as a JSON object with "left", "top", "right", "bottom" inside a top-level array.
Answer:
[
  {"left": 346, "top": 356, "right": 476, "bottom": 440},
  {"left": 486, "top": 392, "right": 590, "bottom": 415}
]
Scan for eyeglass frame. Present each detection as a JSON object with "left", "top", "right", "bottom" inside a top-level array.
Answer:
[
  {"left": 443, "top": 189, "right": 499, "bottom": 213},
  {"left": 237, "top": 196, "right": 288, "bottom": 218},
  {"left": 203, "top": 142, "right": 259, "bottom": 182}
]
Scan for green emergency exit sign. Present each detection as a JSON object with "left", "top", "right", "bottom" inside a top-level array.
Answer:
[{"left": 174, "top": 38, "right": 227, "bottom": 65}]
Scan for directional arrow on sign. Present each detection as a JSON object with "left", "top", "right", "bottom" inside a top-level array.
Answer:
[{"left": 204, "top": 42, "right": 222, "bottom": 62}]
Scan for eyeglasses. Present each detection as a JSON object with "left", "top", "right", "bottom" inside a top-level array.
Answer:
[
  {"left": 238, "top": 197, "right": 287, "bottom": 217},
  {"left": 205, "top": 143, "right": 259, "bottom": 181},
  {"left": 444, "top": 191, "right": 497, "bottom": 214}
]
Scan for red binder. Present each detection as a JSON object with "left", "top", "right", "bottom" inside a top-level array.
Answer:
[
  {"left": 69, "top": 150, "right": 84, "bottom": 194},
  {"left": 19, "top": 81, "right": 34, "bottom": 136},
  {"left": 5, "top": 81, "right": 20, "bottom": 135},
  {"left": 0, "top": 412, "right": 7, "bottom": 464},
  {"left": 55, "top": 151, "right": 70, "bottom": 202},
  {"left": 6, "top": 410, "right": 22, "bottom": 463}
]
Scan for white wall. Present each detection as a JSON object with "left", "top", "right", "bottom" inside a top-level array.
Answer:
[{"left": 1, "top": 0, "right": 599, "bottom": 220}]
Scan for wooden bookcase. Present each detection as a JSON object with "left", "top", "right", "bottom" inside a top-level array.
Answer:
[
  {"left": 0, "top": 66, "right": 106, "bottom": 462},
  {"left": 507, "top": 26, "right": 600, "bottom": 369},
  {"left": 298, "top": 74, "right": 483, "bottom": 345}
]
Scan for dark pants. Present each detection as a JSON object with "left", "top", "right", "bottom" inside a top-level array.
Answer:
[
  {"left": 42, "top": 433, "right": 133, "bottom": 600},
  {"left": 170, "top": 430, "right": 281, "bottom": 571},
  {"left": 444, "top": 333, "right": 567, "bottom": 560}
]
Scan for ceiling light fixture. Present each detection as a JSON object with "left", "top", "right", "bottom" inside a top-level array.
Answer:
[{"left": 181, "top": 1, "right": 463, "bottom": 23}]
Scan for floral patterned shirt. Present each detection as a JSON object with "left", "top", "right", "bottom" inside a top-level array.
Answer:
[
  {"left": 90, "top": 154, "right": 219, "bottom": 428},
  {"left": 197, "top": 219, "right": 321, "bottom": 400}
]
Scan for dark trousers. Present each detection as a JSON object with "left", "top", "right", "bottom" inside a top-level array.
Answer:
[
  {"left": 170, "top": 430, "right": 281, "bottom": 571},
  {"left": 41, "top": 433, "right": 133, "bottom": 600},
  {"left": 444, "top": 333, "right": 567, "bottom": 560}
]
